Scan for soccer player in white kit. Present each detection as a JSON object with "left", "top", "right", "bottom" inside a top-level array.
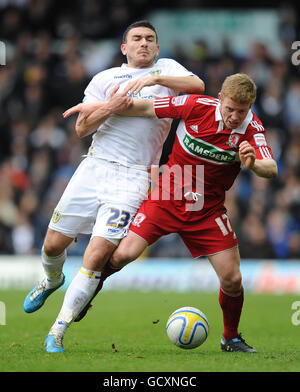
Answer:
[{"left": 23, "top": 20, "right": 205, "bottom": 352}]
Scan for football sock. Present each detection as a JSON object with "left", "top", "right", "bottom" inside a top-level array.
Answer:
[
  {"left": 41, "top": 247, "right": 66, "bottom": 288},
  {"left": 50, "top": 267, "right": 101, "bottom": 335},
  {"left": 94, "top": 261, "right": 121, "bottom": 295},
  {"left": 219, "top": 286, "right": 244, "bottom": 341}
]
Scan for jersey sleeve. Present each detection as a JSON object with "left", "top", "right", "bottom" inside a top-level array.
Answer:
[
  {"left": 82, "top": 74, "right": 106, "bottom": 104},
  {"left": 245, "top": 120, "right": 274, "bottom": 160},
  {"left": 162, "top": 58, "right": 195, "bottom": 77},
  {"left": 154, "top": 94, "right": 199, "bottom": 120}
]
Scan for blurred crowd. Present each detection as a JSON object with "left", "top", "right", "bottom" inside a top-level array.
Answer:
[{"left": 0, "top": 0, "right": 299, "bottom": 259}]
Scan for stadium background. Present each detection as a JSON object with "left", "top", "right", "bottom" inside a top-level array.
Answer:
[{"left": 0, "top": 0, "right": 300, "bottom": 294}]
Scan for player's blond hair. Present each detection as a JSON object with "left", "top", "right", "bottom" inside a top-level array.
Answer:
[{"left": 220, "top": 73, "right": 256, "bottom": 106}]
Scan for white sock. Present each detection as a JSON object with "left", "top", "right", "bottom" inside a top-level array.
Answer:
[
  {"left": 49, "top": 267, "right": 101, "bottom": 336},
  {"left": 41, "top": 247, "right": 66, "bottom": 288}
]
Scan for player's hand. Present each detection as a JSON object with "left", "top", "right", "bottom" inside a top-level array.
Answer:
[
  {"left": 107, "top": 85, "right": 133, "bottom": 113},
  {"left": 63, "top": 102, "right": 101, "bottom": 123},
  {"left": 62, "top": 86, "right": 132, "bottom": 126},
  {"left": 239, "top": 141, "right": 256, "bottom": 169},
  {"left": 124, "top": 76, "right": 157, "bottom": 96},
  {"left": 62, "top": 86, "right": 123, "bottom": 120},
  {"left": 63, "top": 102, "right": 104, "bottom": 127}
]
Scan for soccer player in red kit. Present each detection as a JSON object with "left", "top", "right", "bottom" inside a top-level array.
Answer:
[{"left": 74, "top": 73, "right": 278, "bottom": 352}]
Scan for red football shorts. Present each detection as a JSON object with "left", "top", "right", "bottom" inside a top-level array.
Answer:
[{"left": 129, "top": 197, "right": 238, "bottom": 258}]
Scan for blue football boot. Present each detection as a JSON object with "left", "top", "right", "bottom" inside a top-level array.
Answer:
[
  {"left": 23, "top": 274, "right": 65, "bottom": 313},
  {"left": 44, "top": 333, "right": 65, "bottom": 353}
]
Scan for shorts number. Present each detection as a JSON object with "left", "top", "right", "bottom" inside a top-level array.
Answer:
[
  {"left": 215, "top": 214, "right": 233, "bottom": 236},
  {"left": 107, "top": 208, "right": 131, "bottom": 229}
]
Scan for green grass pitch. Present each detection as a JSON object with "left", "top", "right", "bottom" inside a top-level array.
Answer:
[{"left": 0, "top": 290, "right": 299, "bottom": 372}]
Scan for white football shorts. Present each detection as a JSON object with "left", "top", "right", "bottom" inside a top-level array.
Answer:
[{"left": 48, "top": 156, "right": 150, "bottom": 244}]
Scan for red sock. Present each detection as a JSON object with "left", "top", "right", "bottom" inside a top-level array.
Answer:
[
  {"left": 219, "top": 286, "right": 244, "bottom": 341},
  {"left": 94, "top": 262, "right": 121, "bottom": 295}
]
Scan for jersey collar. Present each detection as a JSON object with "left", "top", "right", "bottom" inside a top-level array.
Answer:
[
  {"left": 215, "top": 102, "right": 253, "bottom": 134},
  {"left": 121, "top": 61, "right": 157, "bottom": 70},
  {"left": 215, "top": 104, "right": 224, "bottom": 133}
]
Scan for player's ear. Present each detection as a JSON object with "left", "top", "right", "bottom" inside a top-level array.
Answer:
[
  {"left": 218, "top": 92, "right": 221, "bottom": 100},
  {"left": 121, "top": 43, "right": 127, "bottom": 56},
  {"left": 156, "top": 44, "right": 160, "bottom": 56}
]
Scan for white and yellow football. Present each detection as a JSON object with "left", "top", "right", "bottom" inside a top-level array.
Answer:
[{"left": 166, "top": 306, "right": 209, "bottom": 349}]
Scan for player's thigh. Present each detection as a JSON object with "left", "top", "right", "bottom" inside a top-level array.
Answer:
[
  {"left": 208, "top": 246, "right": 242, "bottom": 291},
  {"left": 110, "top": 230, "right": 148, "bottom": 268},
  {"left": 110, "top": 197, "right": 179, "bottom": 268},
  {"left": 179, "top": 210, "right": 238, "bottom": 258},
  {"left": 83, "top": 236, "right": 118, "bottom": 272},
  {"left": 85, "top": 203, "right": 148, "bottom": 271}
]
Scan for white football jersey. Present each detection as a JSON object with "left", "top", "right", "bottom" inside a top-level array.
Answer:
[{"left": 82, "top": 58, "right": 194, "bottom": 169}]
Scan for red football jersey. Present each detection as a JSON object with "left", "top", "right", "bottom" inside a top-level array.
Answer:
[{"left": 153, "top": 94, "right": 273, "bottom": 211}]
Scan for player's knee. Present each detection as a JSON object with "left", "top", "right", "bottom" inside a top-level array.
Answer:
[
  {"left": 110, "top": 248, "right": 136, "bottom": 269},
  {"left": 43, "top": 230, "right": 70, "bottom": 257},
  {"left": 220, "top": 271, "right": 242, "bottom": 292},
  {"left": 84, "top": 239, "right": 116, "bottom": 271},
  {"left": 43, "top": 238, "right": 62, "bottom": 257}
]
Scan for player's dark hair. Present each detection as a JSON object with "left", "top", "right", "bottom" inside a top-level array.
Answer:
[{"left": 122, "top": 20, "right": 158, "bottom": 43}]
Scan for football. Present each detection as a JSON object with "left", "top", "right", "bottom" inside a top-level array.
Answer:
[{"left": 166, "top": 306, "right": 209, "bottom": 349}]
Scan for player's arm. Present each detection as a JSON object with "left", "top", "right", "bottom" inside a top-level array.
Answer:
[
  {"left": 63, "top": 86, "right": 133, "bottom": 138},
  {"left": 99, "top": 86, "right": 157, "bottom": 118},
  {"left": 115, "top": 93, "right": 194, "bottom": 120},
  {"left": 239, "top": 141, "right": 278, "bottom": 178},
  {"left": 252, "top": 158, "right": 278, "bottom": 178},
  {"left": 115, "top": 98, "right": 156, "bottom": 117},
  {"left": 152, "top": 75, "right": 204, "bottom": 94},
  {"left": 125, "top": 75, "right": 204, "bottom": 96},
  {"left": 70, "top": 102, "right": 110, "bottom": 138}
]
